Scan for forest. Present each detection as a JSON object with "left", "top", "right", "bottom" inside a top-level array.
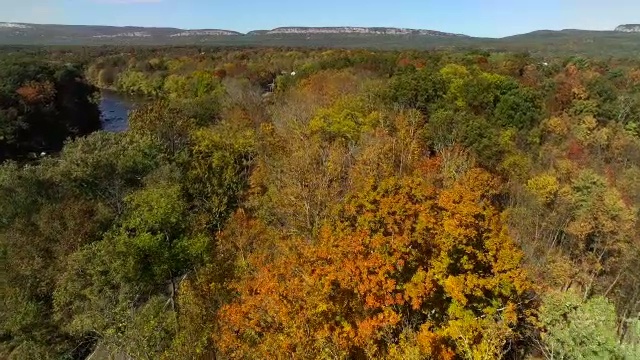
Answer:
[{"left": 2, "top": 45, "right": 640, "bottom": 359}]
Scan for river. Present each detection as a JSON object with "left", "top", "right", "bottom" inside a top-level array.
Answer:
[{"left": 99, "top": 90, "right": 136, "bottom": 132}]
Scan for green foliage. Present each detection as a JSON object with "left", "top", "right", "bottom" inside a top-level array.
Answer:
[
  {"left": 389, "top": 67, "right": 446, "bottom": 112},
  {"left": 164, "top": 71, "right": 225, "bottom": 99},
  {"left": 48, "top": 131, "right": 163, "bottom": 209},
  {"left": 185, "top": 123, "right": 255, "bottom": 233},
  {"left": 621, "top": 319, "right": 640, "bottom": 359},
  {"left": 116, "top": 69, "right": 165, "bottom": 97},
  {"left": 539, "top": 291, "right": 624, "bottom": 359},
  {"left": 114, "top": 180, "right": 190, "bottom": 285},
  {"left": 1, "top": 130, "right": 165, "bottom": 359},
  {"left": 54, "top": 242, "right": 179, "bottom": 358},
  {"left": 308, "top": 95, "right": 379, "bottom": 141},
  {"left": 116, "top": 296, "right": 177, "bottom": 360},
  {"left": 493, "top": 87, "right": 542, "bottom": 129},
  {"left": 426, "top": 109, "right": 502, "bottom": 166},
  {"left": 129, "top": 101, "right": 197, "bottom": 158},
  {"left": 53, "top": 239, "right": 132, "bottom": 337}
]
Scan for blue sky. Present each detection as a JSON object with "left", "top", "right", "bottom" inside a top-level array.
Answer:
[{"left": 1, "top": 0, "right": 639, "bottom": 38}]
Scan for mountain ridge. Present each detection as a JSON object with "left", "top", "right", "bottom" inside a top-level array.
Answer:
[
  {"left": 4, "top": 21, "right": 640, "bottom": 58},
  {"left": 247, "top": 26, "right": 468, "bottom": 37},
  {"left": 0, "top": 22, "right": 468, "bottom": 39},
  {"left": 2, "top": 21, "right": 638, "bottom": 40}
]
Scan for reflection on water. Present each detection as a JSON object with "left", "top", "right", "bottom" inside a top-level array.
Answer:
[{"left": 99, "top": 91, "right": 136, "bottom": 132}]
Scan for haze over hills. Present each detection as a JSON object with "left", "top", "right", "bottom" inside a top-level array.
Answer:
[{"left": 3, "top": 22, "right": 640, "bottom": 57}]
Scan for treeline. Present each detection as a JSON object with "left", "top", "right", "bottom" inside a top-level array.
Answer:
[{"left": 2, "top": 47, "right": 640, "bottom": 359}]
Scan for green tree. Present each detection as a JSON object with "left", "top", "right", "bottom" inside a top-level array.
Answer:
[
  {"left": 1, "top": 131, "right": 163, "bottom": 359},
  {"left": 493, "top": 87, "right": 542, "bottom": 129},
  {"left": 539, "top": 290, "right": 623, "bottom": 360},
  {"left": 389, "top": 67, "right": 446, "bottom": 113}
]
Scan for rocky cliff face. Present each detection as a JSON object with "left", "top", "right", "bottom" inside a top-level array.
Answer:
[
  {"left": 170, "top": 29, "right": 242, "bottom": 37},
  {"left": 94, "top": 32, "right": 152, "bottom": 38},
  {"left": 0, "top": 23, "right": 32, "bottom": 29},
  {"left": 615, "top": 24, "right": 640, "bottom": 32},
  {"left": 260, "top": 26, "right": 467, "bottom": 37}
]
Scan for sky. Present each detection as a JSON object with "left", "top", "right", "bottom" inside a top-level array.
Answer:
[{"left": 1, "top": 0, "right": 640, "bottom": 38}]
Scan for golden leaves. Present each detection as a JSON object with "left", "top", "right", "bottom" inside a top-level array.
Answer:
[
  {"left": 543, "top": 116, "right": 570, "bottom": 137},
  {"left": 527, "top": 174, "right": 560, "bottom": 205},
  {"left": 216, "top": 167, "right": 535, "bottom": 358}
]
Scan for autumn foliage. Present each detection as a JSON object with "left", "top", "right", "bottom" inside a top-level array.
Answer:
[
  {"left": 4, "top": 47, "right": 640, "bottom": 360},
  {"left": 217, "top": 167, "right": 535, "bottom": 359}
]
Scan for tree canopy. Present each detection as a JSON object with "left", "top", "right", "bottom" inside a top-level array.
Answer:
[{"left": 2, "top": 45, "right": 640, "bottom": 359}]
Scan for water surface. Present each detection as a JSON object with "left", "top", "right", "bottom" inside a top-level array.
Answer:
[{"left": 99, "top": 90, "right": 136, "bottom": 132}]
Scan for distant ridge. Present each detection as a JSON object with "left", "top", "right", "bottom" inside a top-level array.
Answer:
[
  {"left": 248, "top": 26, "right": 468, "bottom": 37},
  {"left": 4, "top": 21, "right": 640, "bottom": 58},
  {"left": 0, "top": 22, "right": 241, "bottom": 41},
  {"left": 171, "top": 29, "right": 242, "bottom": 37},
  {"left": 0, "top": 22, "right": 469, "bottom": 45}
]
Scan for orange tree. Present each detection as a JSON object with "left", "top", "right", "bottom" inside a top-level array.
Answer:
[{"left": 216, "top": 167, "right": 536, "bottom": 359}]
